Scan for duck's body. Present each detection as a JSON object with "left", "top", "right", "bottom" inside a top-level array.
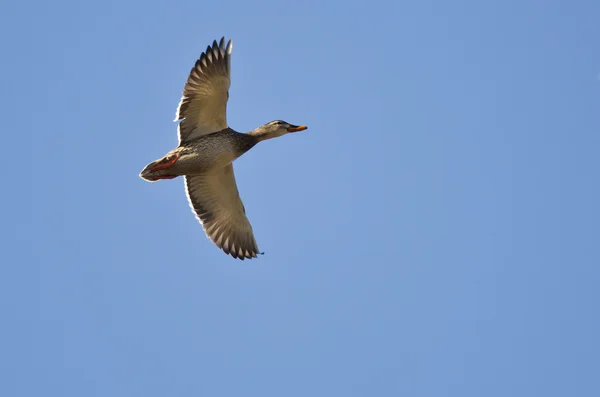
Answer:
[
  {"left": 139, "top": 37, "right": 307, "bottom": 260},
  {"left": 143, "top": 129, "right": 257, "bottom": 180}
]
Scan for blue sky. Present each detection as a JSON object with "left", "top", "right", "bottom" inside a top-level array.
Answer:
[{"left": 1, "top": 0, "right": 599, "bottom": 396}]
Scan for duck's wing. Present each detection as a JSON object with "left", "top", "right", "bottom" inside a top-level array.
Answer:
[
  {"left": 175, "top": 37, "right": 233, "bottom": 144},
  {"left": 184, "top": 165, "right": 260, "bottom": 260}
]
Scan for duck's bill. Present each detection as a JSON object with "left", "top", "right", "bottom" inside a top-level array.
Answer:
[{"left": 287, "top": 125, "right": 308, "bottom": 132}]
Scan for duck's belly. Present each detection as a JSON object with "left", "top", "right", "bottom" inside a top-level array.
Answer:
[
  {"left": 174, "top": 133, "right": 249, "bottom": 174},
  {"left": 203, "top": 150, "right": 239, "bottom": 168}
]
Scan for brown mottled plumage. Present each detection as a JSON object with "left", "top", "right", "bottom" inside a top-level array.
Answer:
[{"left": 139, "top": 37, "right": 308, "bottom": 260}]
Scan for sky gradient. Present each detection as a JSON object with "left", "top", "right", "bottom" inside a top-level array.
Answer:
[{"left": 1, "top": 0, "right": 599, "bottom": 396}]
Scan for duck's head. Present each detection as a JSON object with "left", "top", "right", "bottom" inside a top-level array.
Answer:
[{"left": 250, "top": 120, "right": 307, "bottom": 141}]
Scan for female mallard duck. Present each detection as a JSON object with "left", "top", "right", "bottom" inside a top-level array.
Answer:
[{"left": 139, "top": 37, "right": 307, "bottom": 260}]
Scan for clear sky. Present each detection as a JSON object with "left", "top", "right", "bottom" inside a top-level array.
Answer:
[{"left": 1, "top": 0, "right": 599, "bottom": 396}]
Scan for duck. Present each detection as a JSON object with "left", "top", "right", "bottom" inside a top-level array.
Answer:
[{"left": 139, "top": 37, "right": 308, "bottom": 260}]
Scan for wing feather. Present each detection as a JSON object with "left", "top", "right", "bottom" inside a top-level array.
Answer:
[
  {"left": 175, "top": 37, "right": 233, "bottom": 143},
  {"left": 184, "top": 165, "right": 260, "bottom": 260}
]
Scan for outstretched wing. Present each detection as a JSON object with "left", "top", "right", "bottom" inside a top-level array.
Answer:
[
  {"left": 175, "top": 37, "right": 233, "bottom": 144},
  {"left": 184, "top": 165, "right": 260, "bottom": 260}
]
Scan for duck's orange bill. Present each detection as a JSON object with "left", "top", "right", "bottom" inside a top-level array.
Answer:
[{"left": 287, "top": 125, "right": 308, "bottom": 132}]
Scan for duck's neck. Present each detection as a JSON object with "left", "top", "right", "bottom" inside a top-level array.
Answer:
[{"left": 247, "top": 127, "right": 285, "bottom": 142}]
